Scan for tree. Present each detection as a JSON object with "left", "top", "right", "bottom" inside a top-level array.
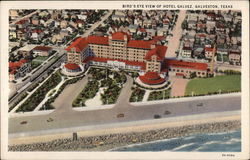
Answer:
[{"left": 190, "top": 72, "right": 197, "bottom": 79}]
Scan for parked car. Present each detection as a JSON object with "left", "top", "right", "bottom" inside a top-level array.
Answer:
[
  {"left": 154, "top": 114, "right": 161, "bottom": 119},
  {"left": 164, "top": 110, "right": 171, "bottom": 115},
  {"left": 117, "top": 113, "right": 124, "bottom": 118},
  {"left": 20, "top": 121, "right": 27, "bottom": 125}
]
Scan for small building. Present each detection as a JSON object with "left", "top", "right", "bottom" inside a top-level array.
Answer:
[
  {"left": 18, "top": 45, "right": 37, "bottom": 57},
  {"left": 188, "top": 20, "right": 197, "bottom": 29},
  {"left": 64, "top": 63, "right": 82, "bottom": 72},
  {"left": 181, "top": 46, "right": 192, "bottom": 58},
  {"left": 9, "top": 10, "right": 19, "bottom": 19},
  {"left": 9, "top": 59, "right": 30, "bottom": 81},
  {"left": 15, "top": 19, "right": 29, "bottom": 28},
  {"left": 32, "top": 18, "right": 40, "bottom": 25},
  {"left": 128, "top": 24, "right": 138, "bottom": 34},
  {"left": 60, "top": 20, "right": 68, "bottom": 29},
  {"left": 204, "top": 47, "right": 214, "bottom": 60},
  {"left": 166, "top": 59, "right": 208, "bottom": 78},
  {"left": 139, "top": 72, "right": 166, "bottom": 85},
  {"left": 32, "top": 46, "right": 53, "bottom": 57},
  {"left": 229, "top": 50, "right": 241, "bottom": 64},
  {"left": 31, "top": 29, "right": 44, "bottom": 41}
]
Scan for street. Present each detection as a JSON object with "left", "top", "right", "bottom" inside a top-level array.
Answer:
[
  {"left": 166, "top": 10, "right": 186, "bottom": 58},
  {"left": 9, "top": 72, "right": 241, "bottom": 136}
]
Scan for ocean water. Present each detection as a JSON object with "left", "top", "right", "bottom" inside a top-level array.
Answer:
[{"left": 110, "top": 130, "right": 241, "bottom": 152}]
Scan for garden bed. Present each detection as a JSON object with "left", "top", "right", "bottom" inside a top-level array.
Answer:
[
  {"left": 148, "top": 88, "right": 171, "bottom": 101},
  {"left": 16, "top": 71, "right": 62, "bottom": 112},
  {"left": 40, "top": 75, "right": 85, "bottom": 110},
  {"left": 73, "top": 67, "right": 126, "bottom": 107},
  {"left": 129, "top": 87, "right": 146, "bottom": 102}
]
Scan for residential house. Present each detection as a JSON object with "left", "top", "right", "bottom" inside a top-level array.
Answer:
[
  {"left": 18, "top": 45, "right": 37, "bottom": 57},
  {"left": 15, "top": 19, "right": 29, "bottom": 28},
  {"left": 188, "top": 20, "right": 196, "bottom": 29},
  {"left": 31, "top": 17, "right": 40, "bottom": 25},
  {"left": 229, "top": 50, "right": 241, "bottom": 64},
  {"left": 181, "top": 46, "right": 192, "bottom": 58},
  {"left": 193, "top": 47, "right": 204, "bottom": 58},
  {"left": 145, "top": 29, "right": 156, "bottom": 39},
  {"left": 9, "top": 59, "right": 31, "bottom": 81},
  {"left": 9, "top": 10, "right": 19, "bottom": 20},
  {"left": 128, "top": 24, "right": 138, "bottom": 34},
  {"left": 60, "top": 20, "right": 68, "bottom": 29},
  {"left": 32, "top": 46, "right": 53, "bottom": 57},
  {"left": 204, "top": 47, "right": 215, "bottom": 60},
  {"left": 31, "top": 29, "right": 44, "bottom": 41}
]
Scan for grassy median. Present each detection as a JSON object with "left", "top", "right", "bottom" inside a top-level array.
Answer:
[{"left": 185, "top": 75, "right": 241, "bottom": 96}]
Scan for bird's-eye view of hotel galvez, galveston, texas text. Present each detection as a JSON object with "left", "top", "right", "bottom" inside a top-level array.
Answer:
[{"left": 7, "top": 8, "right": 242, "bottom": 151}]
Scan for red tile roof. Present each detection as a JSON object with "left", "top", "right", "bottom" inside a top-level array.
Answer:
[
  {"left": 32, "top": 29, "right": 43, "bottom": 33},
  {"left": 111, "top": 31, "right": 130, "bottom": 41},
  {"left": 9, "top": 59, "right": 28, "bottom": 74},
  {"left": 197, "top": 33, "right": 207, "bottom": 38},
  {"left": 205, "top": 47, "right": 214, "bottom": 52},
  {"left": 76, "top": 20, "right": 84, "bottom": 24},
  {"left": 15, "top": 19, "right": 28, "bottom": 25},
  {"left": 139, "top": 72, "right": 166, "bottom": 85},
  {"left": 152, "top": 36, "right": 165, "bottom": 41},
  {"left": 182, "top": 46, "right": 192, "bottom": 50},
  {"left": 145, "top": 45, "right": 167, "bottom": 61},
  {"left": 33, "top": 46, "right": 52, "bottom": 52},
  {"left": 66, "top": 37, "right": 88, "bottom": 52},
  {"left": 127, "top": 40, "right": 155, "bottom": 49},
  {"left": 229, "top": 51, "right": 241, "bottom": 55},
  {"left": 64, "top": 63, "right": 80, "bottom": 70},
  {"left": 66, "top": 32, "right": 163, "bottom": 52},
  {"left": 166, "top": 59, "right": 208, "bottom": 71},
  {"left": 87, "top": 36, "right": 108, "bottom": 45}
]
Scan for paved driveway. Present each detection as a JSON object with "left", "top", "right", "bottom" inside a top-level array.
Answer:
[
  {"left": 170, "top": 77, "right": 190, "bottom": 97},
  {"left": 52, "top": 75, "right": 90, "bottom": 113}
]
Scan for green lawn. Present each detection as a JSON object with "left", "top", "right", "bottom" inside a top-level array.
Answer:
[
  {"left": 34, "top": 56, "right": 48, "bottom": 61},
  {"left": 148, "top": 88, "right": 171, "bottom": 101},
  {"left": 185, "top": 75, "right": 241, "bottom": 96},
  {"left": 31, "top": 61, "right": 42, "bottom": 70}
]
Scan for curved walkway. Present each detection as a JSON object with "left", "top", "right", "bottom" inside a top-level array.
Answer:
[{"left": 51, "top": 75, "right": 90, "bottom": 113}]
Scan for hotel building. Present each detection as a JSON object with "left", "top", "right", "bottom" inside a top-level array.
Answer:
[{"left": 64, "top": 31, "right": 208, "bottom": 85}]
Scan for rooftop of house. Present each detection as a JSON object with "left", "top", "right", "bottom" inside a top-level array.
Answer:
[
  {"left": 33, "top": 46, "right": 52, "bottom": 52},
  {"left": 9, "top": 59, "right": 28, "bottom": 74},
  {"left": 166, "top": 59, "right": 208, "bottom": 71}
]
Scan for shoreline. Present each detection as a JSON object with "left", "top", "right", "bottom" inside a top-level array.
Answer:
[{"left": 9, "top": 114, "right": 241, "bottom": 151}]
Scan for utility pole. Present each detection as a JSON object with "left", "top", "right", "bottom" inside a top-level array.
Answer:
[{"left": 210, "top": 43, "right": 217, "bottom": 77}]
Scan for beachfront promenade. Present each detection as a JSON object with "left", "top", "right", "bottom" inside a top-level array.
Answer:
[{"left": 9, "top": 92, "right": 241, "bottom": 140}]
